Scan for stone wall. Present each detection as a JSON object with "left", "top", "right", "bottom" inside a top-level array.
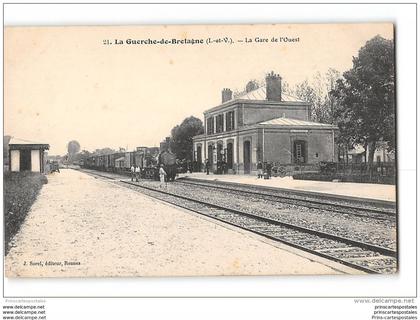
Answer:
[
  {"left": 263, "top": 131, "right": 292, "bottom": 163},
  {"left": 263, "top": 129, "right": 336, "bottom": 165},
  {"left": 243, "top": 104, "right": 309, "bottom": 125},
  {"left": 307, "top": 131, "right": 336, "bottom": 163}
]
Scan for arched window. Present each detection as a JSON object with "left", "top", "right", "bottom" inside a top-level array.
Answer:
[{"left": 217, "top": 143, "right": 223, "bottom": 162}]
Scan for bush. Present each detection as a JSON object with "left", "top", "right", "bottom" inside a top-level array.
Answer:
[
  {"left": 4, "top": 172, "right": 47, "bottom": 255},
  {"left": 292, "top": 172, "right": 395, "bottom": 185}
]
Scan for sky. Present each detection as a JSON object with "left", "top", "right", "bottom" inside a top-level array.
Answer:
[{"left": 5, "top": 23, "right": 393, "bottom": 155}]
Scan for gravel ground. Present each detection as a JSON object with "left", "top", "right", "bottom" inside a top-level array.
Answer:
[
  {"left": 122, "top": 179, "right": 397, "bottom": 251},
  {"left": 5, "top": 169, "right": 348, "bottom": 277},
  {"left": 118, "top": 180, "right": 396, "bottom": 273}
]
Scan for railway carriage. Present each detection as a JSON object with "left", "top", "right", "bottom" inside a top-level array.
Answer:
[{"left": 82, "top": 147, "right": 178, "bottom": 181}]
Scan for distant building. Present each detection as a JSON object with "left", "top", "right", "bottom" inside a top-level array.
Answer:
[
  {"left": 347, "top": 142, "right": 395, "bottom": 163},
  {"left": 8, "top": 138, "right": 49, "bottom": 173},
  {"left": 192, "top": 71, "right": 338, "bottom": 174}
]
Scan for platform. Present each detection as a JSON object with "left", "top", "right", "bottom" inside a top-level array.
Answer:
[
  {"left": 179, "top": 172, "right": 396, "bottom": 202},
  {"left": 5, "top": 169, "right": 360, "bottom": 277}
]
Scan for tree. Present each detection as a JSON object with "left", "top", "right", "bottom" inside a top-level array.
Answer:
[
  {"left": 294, "top": 69, "right": 341, "bottom": 123},
  {"left": 294, "top": 79, "right": 317, "bottom": 119},
  {"left": 92, "top": 147, "right": 116, "bottom": 156},
  {"left": 67, "top": 140, "right": 81, "bottom": 163},
  {"left": 169, "top": 116, "right": 204, "bottom": 161},
  {"left": 71, "top": 149, "right": 92, "bottom": 164},
  {"left": 331, "top": 35, "right": 395, "bottom": 170},
  {"left": 281, "top": 80, "right": 293, "bottom": 96},
  {"left": 324, "top": 68, "right": 342, "bottom": 123}
]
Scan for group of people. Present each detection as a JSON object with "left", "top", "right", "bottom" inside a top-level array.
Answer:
[
  {"left": 257, "top": 161, "right": 272, "bottom": 179},
  {"left": 203, "top": 159, "right": 273, "bottom": 178},
  {"left": 131, "top": 164, "right": 168, "bottom": 188},
  {"left": 204, "top": 159, "right": 229, "bottom": 175},
  {"left": 130, "top": 165, "right": 141, "bottom": 182}
]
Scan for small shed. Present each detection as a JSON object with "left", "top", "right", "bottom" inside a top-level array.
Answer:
[{"left": 8, "top": 138, "right": 50, "bottom": 173}]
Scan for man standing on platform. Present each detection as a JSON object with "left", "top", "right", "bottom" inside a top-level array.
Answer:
[
  {"left": 135, "top": 165, "right": 140, "bottom": 182},
  {"left": 267, "top": 162, "right": 272, "bottom": 179},
  {"left": 130, "top": 165, "right": 135, "bottom": 182},
  {"left": 159, "top": 164, "right": 167, "bottom": 188},
  {"left": 257, "top": 161, "right": 263, "bottom": 178},
  {"left": 205, "top": 159, "right": 210, "bottom": 175}
]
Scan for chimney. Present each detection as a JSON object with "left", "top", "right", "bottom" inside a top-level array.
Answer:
[
  {"left": 222, "top": 88, "right": 233, "bottom": 103},
  {"left": 265, "top": 71, "right": 282, "bottom": 101}
]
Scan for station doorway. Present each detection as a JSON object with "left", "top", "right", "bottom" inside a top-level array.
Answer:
[
  {"left": 217, "top": 143, "right": 223, "bottom": 162},
  {"left": 19, "top": 149, "right": 32, "bottom": 171},
  {"left": 226, "top": 142, "right": 233, "bottom": 169},
  {"left": 196, "top": 145, "right": 202, "bottom": 164},
  {"left": 243, "top": 141, "right": 251, "bottom": 174},
  {"left": 207, "top": 145, "right": 213, "bottom": 166}
]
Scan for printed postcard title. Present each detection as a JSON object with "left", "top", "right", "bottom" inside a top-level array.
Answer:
[{"left": 103, "top": 36, "right": 300, "bottom": 46}]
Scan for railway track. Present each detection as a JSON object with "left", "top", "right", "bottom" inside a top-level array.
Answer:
[
  {"left": 176, "top": 178, "right": 396, "bottom": 220},
  {"left": 82, "top": 170, "right": 397, "bottom": 274}
]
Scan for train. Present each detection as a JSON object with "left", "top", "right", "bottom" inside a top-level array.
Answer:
[{"left": 81, "top": 147, "right": 178, "bottom": 182}]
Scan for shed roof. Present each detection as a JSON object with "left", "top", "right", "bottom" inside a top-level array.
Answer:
[
  {"left": 8, "top": 137, "right": 49, "bottom": 149},
  {"left": 258, "top": 117, "right": 338, "bottom": 129}
]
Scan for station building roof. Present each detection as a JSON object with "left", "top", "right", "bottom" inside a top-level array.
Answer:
[
  {"left": 204, "top": 86, "right": 309, "bottom": 115},
  {"left": 234, "top": 86, "right": 305, "bottom": 103},
  {"left": 258, "top": 117, "right": 338, "bottom": 129}
]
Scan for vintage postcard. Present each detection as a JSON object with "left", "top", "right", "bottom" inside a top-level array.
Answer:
[{"left": 4, "top": 23, "right": 396, "bottom": 277}]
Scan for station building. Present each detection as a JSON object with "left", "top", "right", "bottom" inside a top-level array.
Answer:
[
  {"left": 192, "top": 72, "right": 338, "bottom": 174},
  {"left": 8, "top": 138, "right": 49, "bottom": 173}
]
